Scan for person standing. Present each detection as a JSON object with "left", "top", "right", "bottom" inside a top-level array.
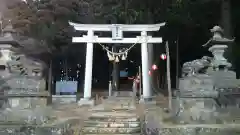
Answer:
[{"left": 130, "top": 74, "right": 140, "bottom": 97}]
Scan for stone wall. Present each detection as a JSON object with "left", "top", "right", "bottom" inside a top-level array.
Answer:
[{"left": 172, "top": 98, "right": 218, "bottom": 124}]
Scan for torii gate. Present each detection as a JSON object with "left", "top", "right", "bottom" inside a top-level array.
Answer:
[{"left": 69, "top": 22, "right": 165, "bottom": 105}]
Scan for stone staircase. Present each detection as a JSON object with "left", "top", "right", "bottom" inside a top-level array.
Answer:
[{"left": 82, "top": 97, "right": 141, "bottom": 135}]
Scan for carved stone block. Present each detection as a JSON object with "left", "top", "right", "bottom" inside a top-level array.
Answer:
[
  {"left": 173, "top": 98, "right": 217, "bottom": 123},
  {"left": 179, "top": 75, "right": 213, "bottom": 92},
  {"left": 8, "top": 97, "right": 47, "bottom": 109}
]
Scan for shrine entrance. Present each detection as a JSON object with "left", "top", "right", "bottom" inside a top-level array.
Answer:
[{"left": 69, "top": 22, "right": 165, "bottom": 105}]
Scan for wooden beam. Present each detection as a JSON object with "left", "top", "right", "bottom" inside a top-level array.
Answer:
[
  {"left": 72, "top": 36, "right": 163, "bottom": 44},
  {"left": 69, "top": 22, "right": 166, "bottom": 32}
]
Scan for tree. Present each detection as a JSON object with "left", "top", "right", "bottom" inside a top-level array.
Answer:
[
  {"left": 5, "top": 0, "right": 89, "bottom": 97},
  {"left": 6, "top": 0, "right": 233, "bottom": 90},
  {"left": 171, "top": 0, "right": 233, "bottom": 57},
  {"left": 6, "top": 0, "right": 84, "bottom": 52}
]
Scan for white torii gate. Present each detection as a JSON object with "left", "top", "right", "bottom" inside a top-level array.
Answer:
[{"left": 69, "top": 22, "right": 165, "bottom": 105}]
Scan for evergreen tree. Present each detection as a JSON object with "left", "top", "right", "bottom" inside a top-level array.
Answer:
[{"left": 6, "top": 0, "right": 86, "bottom": 53}]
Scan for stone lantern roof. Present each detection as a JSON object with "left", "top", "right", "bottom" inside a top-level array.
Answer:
[
  {"left": 203, "top": 25, "right": 234, "bottom": 47},
  {"left": 210, "top": 26, "right": 224, "bottom": 34},
  {"left": 206, "top": 25, "right": 233, "bottom": 69}
]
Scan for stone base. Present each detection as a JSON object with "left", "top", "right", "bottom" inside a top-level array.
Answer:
[
  {"left": 139, "top": 96, "right": 156, "bottom": 104},
  {"left": 172, "top": 98, "right": 217, "bottom": 123},
  {"left": 78, "top": 98, "right": 94, "bottom": 106},
  {"left": 52, "top": 95, "right": 77, "bottom": 105},
  {"left": 113, "top": 91, "right": 134, "bottom": 97}
]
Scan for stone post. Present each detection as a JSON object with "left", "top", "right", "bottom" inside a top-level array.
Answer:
[
  {"left": 132, "top": 80, "right": 137, "bottom": 97},
  {"left": 141, "top": 31, "right": 151, "bottom": 100},
  {"left": 78, "top": 30, "right": 94, "bottom": 106},
  {"left": 108, "top": 81, "right": 112, "bottom": 97}
]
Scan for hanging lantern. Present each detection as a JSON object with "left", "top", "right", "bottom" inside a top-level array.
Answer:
[
  {"left": 152, "top": 64, "right": 158, "bottom": 70},
  {"left": 115, "top": 56, "right": 120, "bottom": 62},
  {"left": 148, "top": 70, "right": 152, "bottom": 75},
  {"left": 160, "top": 53, "right": 167, "bottom": 60}
]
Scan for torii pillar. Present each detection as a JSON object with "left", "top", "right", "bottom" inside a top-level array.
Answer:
[{"left": 69, "top": 22, "right": 165, "bottom": 105}]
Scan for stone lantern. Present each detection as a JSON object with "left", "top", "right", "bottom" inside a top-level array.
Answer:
[
  {"left": 204, "top": 26, "right": 234, "bottom": 70},
  {"left": 0, "top": 22, "right": 19, "bottom": 65}
]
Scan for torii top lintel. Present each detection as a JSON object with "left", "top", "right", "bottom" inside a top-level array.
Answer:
[{"left": 69, "top": 22, "right": 166, "bottom": 32}]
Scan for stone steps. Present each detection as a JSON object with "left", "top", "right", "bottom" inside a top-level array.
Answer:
[
  {"left": 82, "top": 97, "right": 141, "bottom": 135},
  {"left": 91, "top": 112, "right": 138, "bottom": 117},
  {"left": 82, "top": 127, "right": 141, "bottom": 134},
  {"left": 84, "top": 134, "right": 140, "bottom": 135},
  {"left": 84, "top": 121, "right": 140, "bottom": 128},
  {"left": 88, "top": 116, "right": 139, "bottom": 122}
]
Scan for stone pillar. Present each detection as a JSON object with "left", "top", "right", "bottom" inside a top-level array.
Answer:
[
  {"left": 108, "top": 81, "right": 112, "bottom": 97},
  {"left": 141, "top": 31, "right": 151, "bottom": 99},
  {"left": 132, "top": 80, "right": 137, "bottom": 97},
  {"left": 78, "top": 30, "right": 94, "bottom": 106},
  {"left": 83, "top": 30, "right": 94, "bottom": 99},
  {"left": 147, "top": 32, "right": 154, "bottom": 87}
]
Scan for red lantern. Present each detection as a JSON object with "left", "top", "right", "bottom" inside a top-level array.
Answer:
[
  {"left": 152, "top": 64, "right": 158, "bottom": 70},
  {"left": 160, "top": 53, "right": 167, "bottom": 60},
  {"left": 148, "top": 70, "right": 151, "bottom": 75}
]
